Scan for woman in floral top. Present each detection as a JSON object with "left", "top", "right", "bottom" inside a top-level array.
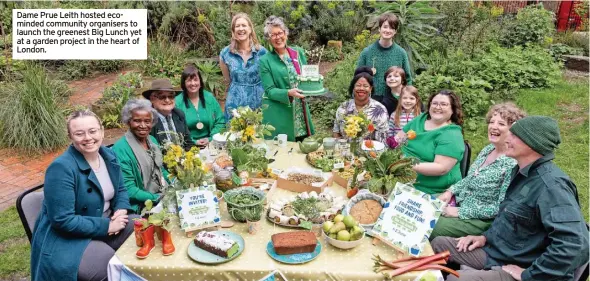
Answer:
[
  {"left": 429, "top": 103, "right": 526, "bottom": 239},
  {"left": 333, "top": 68, "right": 389, "bottom": 143}
]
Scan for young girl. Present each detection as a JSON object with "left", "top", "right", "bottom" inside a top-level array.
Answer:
[
  {"left": 386, "top": 86, "right": 421, "bottom": 148},
  {"left": 381, "top": 66, "right": 407, "bottom": 116}
]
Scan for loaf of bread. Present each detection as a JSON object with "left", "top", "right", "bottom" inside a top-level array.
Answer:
[{"left": 271, "top": 231, "right": 317, "bottom": 255}]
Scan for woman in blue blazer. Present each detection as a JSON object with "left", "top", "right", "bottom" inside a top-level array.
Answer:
[{"left": 30, "top": 110, "right": 136, "bottom": 281}]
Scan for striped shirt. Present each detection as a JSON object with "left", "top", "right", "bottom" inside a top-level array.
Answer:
[{"left": 388, "top": 111, "right": 415, "bottom": 137}]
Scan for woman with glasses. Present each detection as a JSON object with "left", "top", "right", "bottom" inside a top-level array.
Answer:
[
  {"left": 144, "top": 78, "right": 195, "bottom": 151},
  {"left": 31, "top": 110, "right": 136, "bottom": 281},
  {"left": 219, "top": 13, "right": 268, "bottom": 122},
  {"left": 429, "top": 103, "right": 525, "bottom": 239},
  {"left": 333, "top": 67, "right": 389, "bottom": 142},
  {"left": 112, "top": 99, "right": 169, "bottom": 214},
  {"left": 259, "top": 16, "right": 315, "bottom": 141},
  {"left": 175, "top": 64, "right": 225, "bottom": 147},
  {"left": 397, "top": 90, "right": 465, "bottom": 195}
]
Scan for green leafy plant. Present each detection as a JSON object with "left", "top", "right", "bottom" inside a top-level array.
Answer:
[
  {"left": 0, "top": 62, "right": 70, "bottom": 153},
  {"left": 500, "top": 4, "right": 555, "bottom": 47},
  {"left": 553, "top": 30, "right": 589, "bottom": 56},
  {"left": 354, "top": 30, "right": 380, "bottom": 50},
  {"left": 195, "top": 60, "right": 225, "bottom": 100},
  {"left": 363, "top": 149, "right": 418, "bottom": 196},
  {"left": 369, "top": 0, "right": 444, "bottom": 67},
  {"left": 548, "top": 43, "right": 584, "bottom": 63},
  {"left": 141, "top": 37, "right": 187, "bottom": 84},
  {"left": 94, "top": 72, "right": 143, "bottom": 128}
]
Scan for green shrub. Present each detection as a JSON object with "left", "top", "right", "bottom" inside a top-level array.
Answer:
[
  {"left": 500, "top": 4, "right": 555, "bottom": 47},
  {"left": 94, "top": 72, "right": 144, "bottom": 129},
  {"left": 416, "top": 45, "right": 561, "bottom": 128},
  {"left": 308, "top": 1, "right": 370, "bottom": 44},
  {"left": 553, "top": 30, "right": 590, "bottom": 56},
  {"left": 194, "top": 60, "right": 226, "bottom": 100},
  {"left": 141, "top": 37, "right": 187, "bottom": 85},
  {"left": 0, "top": 63, "right": 70, "bottom": 153},
  {"left": 548, "top": 43, "right": 584, "bottom": 62},
  {"left": 92, "top": 60, "right": 125, "bottom": 73}
]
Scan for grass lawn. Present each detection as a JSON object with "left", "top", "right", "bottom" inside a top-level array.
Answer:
[
  {"left": 465, "top": 75, "right": 589, "bottom": 221},
  {"left": 0, "top": 74, "right": 587, "bottom": 280}
]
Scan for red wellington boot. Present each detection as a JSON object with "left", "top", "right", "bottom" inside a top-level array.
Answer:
[
  {"left": 136, "top": 225, "right": 155, "bottom": 259},
  {"left": 161, "top": 227, "right": 176, "bottom": 256}
]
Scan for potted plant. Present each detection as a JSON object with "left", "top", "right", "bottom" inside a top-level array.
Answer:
[
  {"left": 134, "top": 200, "right": 176, "bottom": 259},
  {"left": 242, "top": 208, "right": 263, "bottom": 235}
]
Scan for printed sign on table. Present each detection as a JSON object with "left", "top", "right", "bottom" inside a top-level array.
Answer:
[
  {"left": 372, "top": 182, "right": 445, "bottom": 256},
  {"left": 176, "top": 184, "right": 221, "bottom": 232}
]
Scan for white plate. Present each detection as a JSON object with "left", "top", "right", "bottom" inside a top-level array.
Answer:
[
  {"left": 361, "top": 140, "right": 385, "bottom": 151},
  {"left": 213, "top": 132, "right": 237, "bottom": 143}
]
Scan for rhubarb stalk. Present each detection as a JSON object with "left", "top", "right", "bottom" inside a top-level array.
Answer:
[{"left": 385, "top": 251, "right": 451, "bottom": 277}]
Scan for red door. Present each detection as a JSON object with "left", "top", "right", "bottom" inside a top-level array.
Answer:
[{"left": 557, "top": 1, "right": 573, "bottom": 31}]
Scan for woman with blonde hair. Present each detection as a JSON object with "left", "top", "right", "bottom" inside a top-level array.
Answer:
[{"left": 219, "top": 12, "right": 268, "bottom": 122}]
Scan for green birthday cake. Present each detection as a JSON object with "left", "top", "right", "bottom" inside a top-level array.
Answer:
[{"left": 297, "top": 65, "right": 326, "bottom": 96}]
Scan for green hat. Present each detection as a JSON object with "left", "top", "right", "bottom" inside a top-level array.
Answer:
[{"left": 509, "top": 116, "right": 561, "bottom": 156}]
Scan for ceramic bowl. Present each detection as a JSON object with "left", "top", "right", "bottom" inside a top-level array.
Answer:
[{"left": 322, "top": 226, "right": 365, "bottom": 249}]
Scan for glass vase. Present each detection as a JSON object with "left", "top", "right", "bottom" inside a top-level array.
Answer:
[{"left": 350, "top": 138, "right": 361, "bottom": 157}]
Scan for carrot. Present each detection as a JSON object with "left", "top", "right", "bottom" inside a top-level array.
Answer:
[{"left": 385, "top": 251, "right": 451, "bottom": 277}]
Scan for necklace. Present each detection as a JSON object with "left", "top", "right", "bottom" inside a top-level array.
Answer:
[{"left": 193, "top": 98, "right": 204, "bottom": 130}]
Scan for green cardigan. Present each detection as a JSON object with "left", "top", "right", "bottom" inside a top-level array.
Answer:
[
  {"left": 112, "top": 135, "right": 168, "bottom": 213},
  {"left": 175, "top": 90, "right": 226, "bottom": 143},
  {"left": 259, "top": 46, "right": 315, "bottom": 141}
]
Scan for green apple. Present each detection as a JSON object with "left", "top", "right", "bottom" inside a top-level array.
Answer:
[
  {"left": 337, "top": 230, "right": 351, "bottom": 241},
  {"left": 334, "top": 214, "right": 344, "bottom": 223},
  {"left": 329, "top": 233, "right": 337, "bottom": 239},
  {"left": 342, "top": 215, "right": 357, "bottom": 228},
  {"left": 351, "top": 226, "right": 364, "bottom": 240},
  {"left": 323, "top": 221, "right": 334, "bottom": 233},
  {"left": 329, "top": 221, "right": 346, "bottom": 234}
]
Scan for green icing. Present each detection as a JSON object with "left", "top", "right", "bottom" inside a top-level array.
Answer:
[{"left": 226, "top": 242, "right": 240, "bottom": 258}]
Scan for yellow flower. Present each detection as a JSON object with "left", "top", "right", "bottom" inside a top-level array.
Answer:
[{"left": 244, "top": 125, "right": 255, "bottom": 137}]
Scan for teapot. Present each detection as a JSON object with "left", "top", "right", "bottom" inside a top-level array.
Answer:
[{"left": 298, "top": 137, "right": 322, "bottom": 154}]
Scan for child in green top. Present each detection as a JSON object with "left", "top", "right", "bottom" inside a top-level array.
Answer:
[
  {"left": 175, "top": 65, "right": 226, "bottom": 146},
  {"left": 357, "top": 12, "right": 413, "bottom": 100},
  {"left": 399, "top": 90, "right": 465, "bottom": 194}
]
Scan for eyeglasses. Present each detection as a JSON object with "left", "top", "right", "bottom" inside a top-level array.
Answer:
[
  {"left": 431, "top": 102, "right": 450, "bottom": 109},
  {"left": 270, "top": 31, "right": 285, "bottom": 39},
  {"left": 72, "top": 128, "right": 101, "bottom": 138},
  {"left": 355, "top": 84, "right": 371, "bottom": 90},
  {"left": 155, "top": 95, "right": 175, "bottom": 101}
]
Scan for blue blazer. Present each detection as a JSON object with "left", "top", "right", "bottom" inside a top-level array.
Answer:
[{"left": 30, "top": 145, "right": 131, "bottom": 281}]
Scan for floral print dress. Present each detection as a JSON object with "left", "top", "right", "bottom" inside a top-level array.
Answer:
[{"left": 281, "top": 54, "right": 308, "bottom": 138}]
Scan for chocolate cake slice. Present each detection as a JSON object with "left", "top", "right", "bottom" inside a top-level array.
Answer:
[
  {"left": 194, "top": 231, "right": 239, "bottom": 258},
  {"left": 271, "top": 231, "right": 317, "bottom": 255}
]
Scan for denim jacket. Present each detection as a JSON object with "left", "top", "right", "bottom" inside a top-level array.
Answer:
[{"left": 482, "top": 154, "right": 589, "bottom": 281}]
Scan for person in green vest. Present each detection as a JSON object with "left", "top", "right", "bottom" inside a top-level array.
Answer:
[
  {"left": 396, "top": 90, "right": 465, "bottom": 195},
  {"left": 357, "top": 12, "right": 413, "bottom": 101},
  {"left": 430, "top": 103, "right": 526, "bottom": 240},
  {"left": 112, "top": 99, "right": 169, "bottom": 213},
  {"left": 175, "top": 64, "right": 226, "bottom": 147},
  {"left": 259, "top": 15, "right": 315, "bottom": 142}
]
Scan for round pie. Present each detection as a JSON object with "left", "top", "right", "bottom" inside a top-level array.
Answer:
[{"left": 349, "top": 199, "right": 383, "bottom": 224}]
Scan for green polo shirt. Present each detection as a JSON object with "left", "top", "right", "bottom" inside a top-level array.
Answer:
[
  {"left": 402, "top": 113, "right": 464, "bottom": 194},
  {"left": 174, "top": 90, "right": 225, "bottom": 143}
]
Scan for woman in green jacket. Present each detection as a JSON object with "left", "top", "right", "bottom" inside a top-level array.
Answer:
[
  {"left": 259, "top": 16, "right": 315, "bottom": 141},
  {"left": 175, "top": 64, "right": 226, "bottom": 147},
  {"left": 112, "top": 99, "right": 168, "bottom": 213}
]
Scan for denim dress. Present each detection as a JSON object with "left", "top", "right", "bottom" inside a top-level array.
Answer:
[{"left": 220, "top": 45, "right": 268, "bottom": 122}]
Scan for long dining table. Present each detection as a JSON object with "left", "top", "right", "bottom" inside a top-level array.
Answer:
[{"left": 109, "top": 142, "right": 443, "bottom": 281}]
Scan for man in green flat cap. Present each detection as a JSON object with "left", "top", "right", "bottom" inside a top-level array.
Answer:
[{"left": 431, "top": 116, "right": 589, "bottom": 281}]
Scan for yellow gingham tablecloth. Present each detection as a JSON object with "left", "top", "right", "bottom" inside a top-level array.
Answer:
[{"left": 114, "top": 142, "right": 442, "bottom": 281}]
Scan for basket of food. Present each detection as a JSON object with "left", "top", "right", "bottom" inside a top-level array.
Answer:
[{"left": 224, "top": 187, "right": 266, "bottom": 223}]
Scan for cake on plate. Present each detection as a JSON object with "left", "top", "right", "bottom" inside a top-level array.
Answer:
[
  {"left": 194, "top": 231, "right": 239, "bottom": 258},
  {"left": 297, "top": 65, "right": 326, "bottom": 96},
  {"left": 271, "top": 231, "right": 317, "bottom": 255}
]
